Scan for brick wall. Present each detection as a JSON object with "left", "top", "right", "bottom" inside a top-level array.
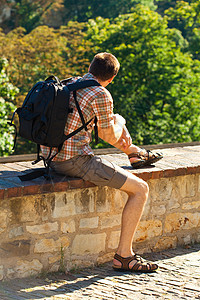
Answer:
[{"left": 0, "top": 145, "right": 200, "bottom": 280}]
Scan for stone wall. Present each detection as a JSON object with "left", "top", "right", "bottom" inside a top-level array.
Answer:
[{"left": 0, "top": 145, "right": 200, "bottom": 280}]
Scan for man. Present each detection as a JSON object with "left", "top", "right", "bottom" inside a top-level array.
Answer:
[{"left": 41, "top": 52, "right": 162, "bottom": 272}]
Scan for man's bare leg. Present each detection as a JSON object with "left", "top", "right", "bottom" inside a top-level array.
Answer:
[{"left": 113, "top": 172, "right": 149, "bottom": 269}]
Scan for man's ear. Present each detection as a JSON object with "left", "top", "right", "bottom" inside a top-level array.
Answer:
[{"left": 108, "top": 75, "right": 115, "bottom": 83}]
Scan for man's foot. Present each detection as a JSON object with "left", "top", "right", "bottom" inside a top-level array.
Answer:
[
  {"left": 128, "top": 149, "right": 163, "bottom": 169},
  {"left": 113, "top": 253, "right": 158, "bottom": 273}
]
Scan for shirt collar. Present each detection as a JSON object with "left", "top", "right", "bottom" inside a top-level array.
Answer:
[{"left": 82, "top": 72, "right": 99, "bottom": 82}]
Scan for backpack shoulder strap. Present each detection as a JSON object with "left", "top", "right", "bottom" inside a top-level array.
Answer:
[
  {"left": 67, "top": 79, "right": 100, "bottom": 91},
  {"left": 65, "top": 79, "right": 101, "bottom": 132}
]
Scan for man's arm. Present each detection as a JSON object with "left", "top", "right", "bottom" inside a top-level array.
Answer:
[
  {"left": 98, "top": 124, "right": 142, "bottom": 156},
  {"left": 92, "top": 89, "right": 143, "bottom": 155}
]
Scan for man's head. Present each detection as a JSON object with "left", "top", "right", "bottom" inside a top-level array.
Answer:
[{"left": 89, "top": 52, "right": 120, "bottom": 85}]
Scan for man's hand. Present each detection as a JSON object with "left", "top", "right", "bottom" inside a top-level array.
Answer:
[{"left": 117, "top": 126, "right": 132, "bottom": 150}]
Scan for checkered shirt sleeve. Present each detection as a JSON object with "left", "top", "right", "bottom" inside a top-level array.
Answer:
[{"left": 91, "top": 88, "right": 114, "bottom": 129}]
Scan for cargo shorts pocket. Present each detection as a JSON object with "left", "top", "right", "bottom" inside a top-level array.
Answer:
[{"left": 83, "top": 157, "right": 116, "bottom": 185}]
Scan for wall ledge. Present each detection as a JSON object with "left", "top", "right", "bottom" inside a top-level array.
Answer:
[{"left": 0, "top": 144, "right": 200, "bottom": 200}]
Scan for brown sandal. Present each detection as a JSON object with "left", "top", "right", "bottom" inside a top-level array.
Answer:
[
  {"left": 113, "top": 253, "right": 158, "bottom": 273},
  {"left": 128, "top": 149, "right": 163, "bottom": 169}
]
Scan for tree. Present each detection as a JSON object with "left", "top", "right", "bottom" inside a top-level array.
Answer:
[
  {"left": 1, "top": 0, "right": 156, "bottom": 33},
  {"left": 0, "top": 23, "right": 90, "bottom": 103},
  {"left": 165, "top": 0, "right": 200, "bottom": 59},
  {"left": 86, "top": 6, "right": 200, "bottom": 145},
  {"left": 0, "top": 58, "right": 18, "bottom": 156},
  {"left": 0, "top": 23, "right": 91, "bottom": 154},
  {"left": 9, "top": 0, "right": 54, "bottom": 33},
  {"left": 62, "top": 0, "right": 156, "bottom": 22}
]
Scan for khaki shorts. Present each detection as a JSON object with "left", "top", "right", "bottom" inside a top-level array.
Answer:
[{"left": 50, "top": 155, "right": 128, "bottom": 189}]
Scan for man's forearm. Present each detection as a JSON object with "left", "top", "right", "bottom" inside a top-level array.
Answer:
[
  {"left": 98, "top": 126, "right": 142, "bottom": 155},
  {"left": 113, "top": 139, "right": 141, "bottom": 155}
]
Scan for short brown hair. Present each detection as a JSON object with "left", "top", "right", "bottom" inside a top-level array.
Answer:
[{"left": 89, "top": 52, "right": 120, "bottom": 81}]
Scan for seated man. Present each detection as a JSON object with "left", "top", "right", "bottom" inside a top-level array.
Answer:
[{"left": 41, "top": 52, "right": 162, "bottom": 272}]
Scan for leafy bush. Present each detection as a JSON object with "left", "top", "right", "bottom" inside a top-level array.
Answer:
[{"left": 0, "top": 58, "right": 18, "bottom": 156}]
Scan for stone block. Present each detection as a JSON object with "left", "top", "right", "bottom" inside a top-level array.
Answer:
[
  {"left": 113, "top": 190, "right": 128, "bottom": 211},
  {"left": 0, "top": 240, "right": 31, "bottom": 258},
  {"left": 167, "top": 189, "right": 181, "bottom": 210},
  {"left": 100, "top": 215, "right": 121, "bottom": 229},
  {"left": 198, "top": 175, "right": 200, "bottom": 193},
  {"left": 165, "top": 212, "right": 200, "bottom": 233},
  {"left": 70, "top": 258, "right": 95, "bottom": 269},
  {"left": 97, "top": 252, "right": 115, "bottom": 265},
  {"left": 34, "top": 236, "right": 69, "bottom": 253},
  {"left": 49, "top": 263, "right": 59, "bottom": 273},
  {"left": 151, "top": 205, "right": 166, "bottom": 217},
  {"left": 175, "top": 176, "right": 187, "bottom": 199},
  {"left": 141, "top": 197, "right": 151, "bottom": 220},
  {"left": 10, "top": 194, "right": 55, "bottom": 223},
  {"left": 79, "top": 217, "right": 99, "bottom": 229},
  {"left": 183, "top": 235, "right": 191, "bottom": 244},
  {"left": 7, "top": 259, "right": 43, "bottom": 279},
  {"left": 0, "top": 266, "right": 3, "bottom": 281},
  {"left": 53, "top": 193, "right": 76, "bottom": 218},
  {"left": 49, "top": 254, "right": 61, "bottom": 264},
  {"left": 167, "top": 176, "right": 194, "bottom": 209},
  {"left": 59, "top": 236, "right": 69, "bottom": 248},
  {"left": 153, "top": 236, "right": 177, "bottom": 251},
  {"left": 186, "top": 175, "right": 196, "bottom": 197},
  {"left": 135, "top": 247, "right": 151, "bottom": 255},
  {"left": 72, "top": 233, "right": 106, "bottom": 255},
  {"left": 61, "top": 220, "right": 76, "bottom": 233},
  {"left": 153, "top": 178, "right": 173, "bottom": 201},
  {"left": 33, "top": 194, "right": 55, "bottom": 222},
  {"left": 26, "top": 222, "right": 58, "bottom": 234},
  {"left": 182, "top": 201, "right": 200, "bottom": 210},
  {"left": 148, "top": 178, "right": 173, "bottom": 203},
  {"left": 148, "top": 179, "right": 159, "bottom": 202},
  {"left": 170, "top": 175, "right": 196, "bottom": 199},
  {"left": 108, "top": 231, "right": 121, "bottom": 249},
  {"left": 9, "top": 226, "right": 24, "bottom": 238},
  {"left": 75, "top": 188, "right": 95, "bottom": 214},
  {"left": 0, "top": 209, "right": 7, "bottom": 234},
  {"left": 197, "top": 234, "right": 200, "bottom": 243},
  {"left": 96, "top": 187, "right": 111, "bottom": 213},
  {"left": 133, "top": 220, "right": 162, "bottom": 242}
]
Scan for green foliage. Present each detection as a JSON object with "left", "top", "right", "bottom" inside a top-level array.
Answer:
[
  {"left": 165, "top": 0, "right": 200, "bottom": 59},
  {"left": 63, "top": 0, "right": 156, "bottom": 22},
  {"left": 1, "top": 1, "right": 200, "bottom": 154},
  {"left": 0, "top": 23, "right": 91, "bottom": 154},
  {"left": 0, "top": 58, "right": 18, "bottom": 156},
  {"left": 2, "top": 0, "right": 156, "bottom": 33},
  {"left": 86, "top": 6, "right": 200, "bottom": 145},
  {"left": 0, "top": 23, "right": 90, "bottom": 100},
  {"left": 10, "top": 0, "right": 54, "bottom": 33}
]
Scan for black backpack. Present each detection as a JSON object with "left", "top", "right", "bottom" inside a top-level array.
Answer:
[{"left": 9, "top": 75, "right": 100, "bottom": 180}]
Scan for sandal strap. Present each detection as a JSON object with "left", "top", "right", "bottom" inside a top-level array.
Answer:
[
  {"left": 114, "top": 253, "right": 157, "bottom": 271},
  {"left": 114, "top": 253, "right": 138, "bottom": 269},
  {"left": 128, "top": 148, "right": 147, "bottom": 159},
  {"left": 129, "top": 149, "right": 162, "bottom": 160},
  {"left": 146, "top": 150, "right": 150, "bottom": 159},
  {"left": 128, "top": 153, "right": 141, "bottom": 159},
  {"left": 114, "top": 253, "right": 143, "bottom": 270}
]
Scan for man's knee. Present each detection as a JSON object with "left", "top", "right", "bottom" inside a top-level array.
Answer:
[
  {"left": 120, "top": 174, "right": 149, "bottom": 199},
  {"left": 138, "top": 179, "right": 149, "bottom": 199}
]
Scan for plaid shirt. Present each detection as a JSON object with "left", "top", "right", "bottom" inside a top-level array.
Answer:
[{"left": 40, "top": 73, "right": 114, "bottom": 161}]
